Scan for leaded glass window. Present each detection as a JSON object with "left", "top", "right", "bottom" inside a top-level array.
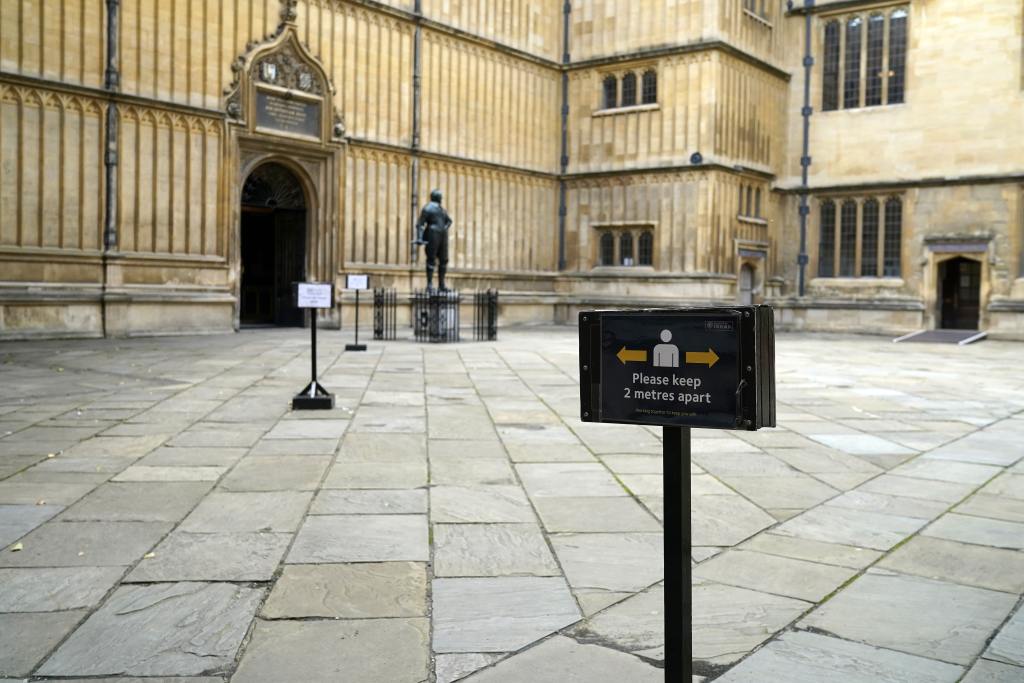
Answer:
[
  {"left": 884, "top": 198, "right": 902, "bottom": 276},
  {"left": 754, "top": 188, "right": 762, "bottom": 218},
  {"left": 641, "top": 70, "right": 657, "bottom": 104},
  {"left": 861, "top": 199, "right": 879, "bottom": 276},
  {"left": 839, "top": 200, "right": 858, "bottom": 276},
  {"left": 888, "top": 9, "right": 908, "bottom": 104},
  {"left": 818, "top": 201, "right": 836, "bottom": 277},
  {"left": 620, "top": 232, "right": 634, "bottom": 266},
  {"left": 638, "top": 232, "right": 653, "bottom": 266},
  {"left": 822, "top": 21, "right": 840, "bottom": 111},
  {"left": 621, "top": 73, "right": 637, "bottom": 106},
  {"left": 602, "top": 75, "right": 617, "bottom": 109},
  {"left": 865, "top": 14, "right": 885, "bottom": 106},
  {"left": 844, "top": 17, "right": 862, "bottom": 109},
  {"left": 600, "top": 232, "right": 614, "bottom": 265}
]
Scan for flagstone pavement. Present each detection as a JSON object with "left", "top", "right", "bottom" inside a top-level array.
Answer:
[{"left": 1, "top": 326, "right": 1023, "bottom": 682}]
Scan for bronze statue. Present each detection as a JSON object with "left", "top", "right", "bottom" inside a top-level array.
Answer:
[{"left": 413, "top": 189, "right": 453, "bottom": 291}]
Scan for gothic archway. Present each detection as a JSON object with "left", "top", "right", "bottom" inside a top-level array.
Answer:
[{"left": 240, "top": 162, "right": 307, "bottom": 326}]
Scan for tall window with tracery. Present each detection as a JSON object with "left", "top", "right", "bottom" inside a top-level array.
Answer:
[
  {"left": 602, "top": 76, "right": 617, "bottom": 109},
  {"left": 599, "top": 232, "right": 615, "bottom": 265},
  {"left": 888, "top": 9, "right": 908, "bottom": 104},
  {"left": 621, "top": 73, "right": 637, "bottom": 106},
  {"left": 861, "top": 199, "right": 879, "bottom": 276},
  {"left": 641, "top": 71, "right": 657, "bottom": 104},
  {"left": 822, "top": 20, "right": 841, "bottom": 111},
  {"left": 638, "top": 232, "right": 653, "bottom": 266},
  {"left": 839, "top": 200, "right": 858, "bottom": 276},
  {"left": 818, "top": 201, "right": 836, "bottom": 277},
  {"left": 865, "top": 14, "right": 885, "bottom": 106},
  {"left": 619, "top": 232, "right": 634, "bottom": 266},
  {"left": 884, "top": 198, "right": 903, "bottom": 276},
  {"left": 844, "top": 17, "right": 862, "bottom": 109}
]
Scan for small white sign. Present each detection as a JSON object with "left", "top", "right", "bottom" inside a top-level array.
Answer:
[
  {"left": 296, "top": 282, "right": 333, "bottom": 308},
  {"left": 346, "top": 274, "right": 369, "bottom": 290}
]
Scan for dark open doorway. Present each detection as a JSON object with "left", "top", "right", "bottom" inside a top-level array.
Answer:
[
  {"left": 938, "top": 257, "right": 981, "bottom": 330},
  {"left": 240, "top": 163, "right": 306, "bottom": 327}
]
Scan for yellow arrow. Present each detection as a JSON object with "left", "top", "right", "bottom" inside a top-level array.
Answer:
[
  {"left": 616, "top": 347, "right": 648, "bottom": 364},
  {"left": 685, "top": 348, "right": 719, "bottom": 368}
]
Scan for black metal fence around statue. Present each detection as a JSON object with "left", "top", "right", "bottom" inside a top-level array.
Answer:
[
  {"left": 373, "top": 288, "right": 397, "bottom": 340},
  {"left": 473, "top": 289, "right": 498, "bottom": 341},
  {"left": 412, "top": 289, "right": 461, "bottom": 343}
]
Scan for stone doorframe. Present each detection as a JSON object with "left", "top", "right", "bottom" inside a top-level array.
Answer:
[
  {"left": 922, "top": 238, "right": 992, "bottom": 331},
  {"left": 222, "top": 19, "right": 347, "bottom": 330},
  {"left": 736, "top": 242, "right": 768, "bottom": 305}
]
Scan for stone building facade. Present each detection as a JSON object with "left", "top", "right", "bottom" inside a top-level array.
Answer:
[{"left": 0, "top": 0, "right": 1021, "bottom": 338}]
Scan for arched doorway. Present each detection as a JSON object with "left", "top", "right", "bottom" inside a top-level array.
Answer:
[
  {"left": 738, "top": 263, "right": 755, "bottom": 305},
  {"left": 938, "top": 256, "right": 981, "bottom": 330},
  {"left": 240, "top": 163, "right": 307, "bottom": 327}
]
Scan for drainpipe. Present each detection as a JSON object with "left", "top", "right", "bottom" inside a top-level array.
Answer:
[
  {"left": 410, "top": 0, "right": 422, "bottom": 267},
  {"left": 102, "top": 0, "right": 120, "bottom": 336},
  {"left": 796, "top": 0, "right": 814, "bottom": 296},
  {"left": 557, "top": 0, "right": 571, "bottom": 271}
]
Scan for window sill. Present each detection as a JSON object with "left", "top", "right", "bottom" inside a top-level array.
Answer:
[
  {"left": 820, "top": 102, "right": 906, "bottom": 115},
  {"left": 591, "top": 265, "right": 656, "bottom": 273},
  {"left": 593, "top": 103, "right": 660, "bottom": 117},
  {"left": 742, "top": 9, "right": 773, "bottom": 28},
  {"left": 737, "top": 216, "right": 768, "bottom": 226},
  {"left": 810, "top": 277, "right": 905, "bottom": 287}
]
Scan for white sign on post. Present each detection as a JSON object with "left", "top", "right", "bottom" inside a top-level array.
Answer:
[
  {"left": 295, "top": 282, "right": 333, "bottom": 309},
  {"left": 346, "top": 274, "right": 369, "bottom": 290}
]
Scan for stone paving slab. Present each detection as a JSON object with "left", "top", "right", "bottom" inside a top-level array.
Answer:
[
  {"left": 262, "top": 562, "right": 426, "bottom": 618},
  {"left": 435, "top": 523, "right": 560, "bottom": 577},
  {"left": 179, "top": 490, "right": 312, "bottom": 532},
  {"left": 288, "top": 514, "right": 429, "bottom": 563},
  {"left": 0, "top": 566, "right": 124, "bottom": 611},
  {"left": 693, "top": 548, "right": 859, "bottom": 602},
  {"left": 125, "top": 531, "right": 291, "bottom": 582},
  {"left": 801, "top": 570, "right": 1017, "bottom": 665},
  {"left": 0, "top": 503, "right": 63, "bottom": 547},
  {"left": 0, "top": 610, "right": 86, "bottom": 677},
  {"left": 0, "top": 521, "right": 171, "bottom": 567},
  {"left": 232, "top": 618, "right": 429, "bottom": 683},
  {"left": 309, "top": 488, "right": 427, "bottom": 514},
  {"left": 463, "top": 635, "right": 662, "bottom": 682},
  {"left": 715, "top": 630, "right": 964, "bottom": 682},
  {"left": 877, "top": 536, "right": 1024, "bottom": 593},
  {"left": 59, "top": 482, "right": 211, "bottom": 523},
  {"left": 38, "top": 582, "right": 263, "bottom": 677},
  {"left": 962, "top": 659, "right": 1024, "bottom": 682},
  {"left": 432, "top": 577, "right": 580, "bottom": 653}
]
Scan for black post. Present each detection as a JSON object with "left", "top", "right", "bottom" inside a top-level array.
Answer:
[
  {"left": 310, "top": 309, "right": 317, "bottom": 392},
  {"left": 797, "top": 0, "right": 815, "bottom": 296},
  {"left": 345, "top": 289, "right": 367, "bottom": 351},
  {"left": 663, "top": 425, "right": 691, "bottom": 681}
]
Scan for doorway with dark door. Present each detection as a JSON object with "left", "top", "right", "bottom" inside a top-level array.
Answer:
[
  {"left": 240, "top": 163, "right": 307, "bottom": 327},
  {"left": 738, "top": 263, "right": 755, "bottom": 305},
  {"left": 938, "top": 257, "right": 981, "bottom": 330}
]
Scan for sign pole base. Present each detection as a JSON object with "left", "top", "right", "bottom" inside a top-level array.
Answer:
[
  {"left": 292, "top": 381, "right": 335, "bottom": 410},
  {"left": 663, "top": 425, "right": 692, "bottom": 682},
  {"left": 345, "top": 344, "right": 367, "bottom": 352}
]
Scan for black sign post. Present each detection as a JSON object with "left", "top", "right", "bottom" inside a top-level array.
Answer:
[
  {"left": 292, "top": 282, "right": 335, "bottom": 410},
  {"left": 579, "top": 306, "right": 775, "bottom": 681},
  {"left": 345, "top": 274, "right": 370, "bottom": 352}
]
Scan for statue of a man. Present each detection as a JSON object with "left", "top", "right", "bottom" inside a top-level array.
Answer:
[{"left": 413, "top": 189, "right": 453, "bottom": 291}]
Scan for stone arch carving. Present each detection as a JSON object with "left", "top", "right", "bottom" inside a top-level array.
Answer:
[{"left": 223, "top": 9, "right": 344, "bottom": 142}]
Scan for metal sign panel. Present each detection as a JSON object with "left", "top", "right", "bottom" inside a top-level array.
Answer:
[
  {"left": 294, "top": 282, "right": 334, "bottom": 309},
  {"left": 346, "top": 273, "right": 369, "bottom": 290},
  {"left": 255, "top": 89, "right": 321, "bottom": 139},
  {"left": 579, "top": 306, "right": 775, "bottom": 430}
]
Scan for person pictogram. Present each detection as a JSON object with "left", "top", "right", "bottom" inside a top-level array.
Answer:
[{"left": 653, "top": 329, "right": 679, "bottom": 368}]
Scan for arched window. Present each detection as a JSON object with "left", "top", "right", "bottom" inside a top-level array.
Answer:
[
  {"left": 746, "top": 186, "right": 753, "bottom": 217},
  {"left": 839, "top": 200, "right": 858, "bottom": 276},
  {"left": 621, "top": 73, "right": 637, "bottom": 107},
  {"left": 844, "top": 17, "right": 862, "bottom": 109},
  {"left": 818, "top": 200, "right": 836, "bottom": 277},
  {"left": 754, "top": 188, "right": 762, "bottom": 218},
  {"left": 602, "top": 75, "right": 617, "bottom": 109},
  {"left": 599, "top": 231, "right": 615, "bottom": 265},
  {"left": 822, "top": 20, "right": 840, "bottom": 111},
  {"left": 620, "top": 232, "right": 634, "bottom": 266},
  {"left": 888, "top": 9, "right": 908, "bottom": 104},
  {"left": 738, "top": 185, "right": 746, "bottom": 216},
  {"left": 861, "top": 199, "right": 879, "bottom": 276},
  {"left": 883, "top": 198, "right": 902, "bottom": 276},
  {"left": 865, "top": 14, "right": 885, "bottom": 106},
  {"left": 638, "top": 232, "right": 653, "bottom": 266},
  {"left": 641, "top": 70, "right": 657, "bottom": 104}
]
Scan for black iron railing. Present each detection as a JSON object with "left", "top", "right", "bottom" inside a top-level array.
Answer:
[
  {"left": 473, "top": 289, "right": 498, "bottom": 341},
  {"left": 373, "top": 288, "right": 397, "bottom": 340},
  {"left": 412, "top": 289, "right": 461, "bottom": 343}
]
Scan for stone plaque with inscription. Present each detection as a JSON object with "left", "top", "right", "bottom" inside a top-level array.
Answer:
[{"left": 255, "top": 89, "right": 321, "bottom": 139}]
